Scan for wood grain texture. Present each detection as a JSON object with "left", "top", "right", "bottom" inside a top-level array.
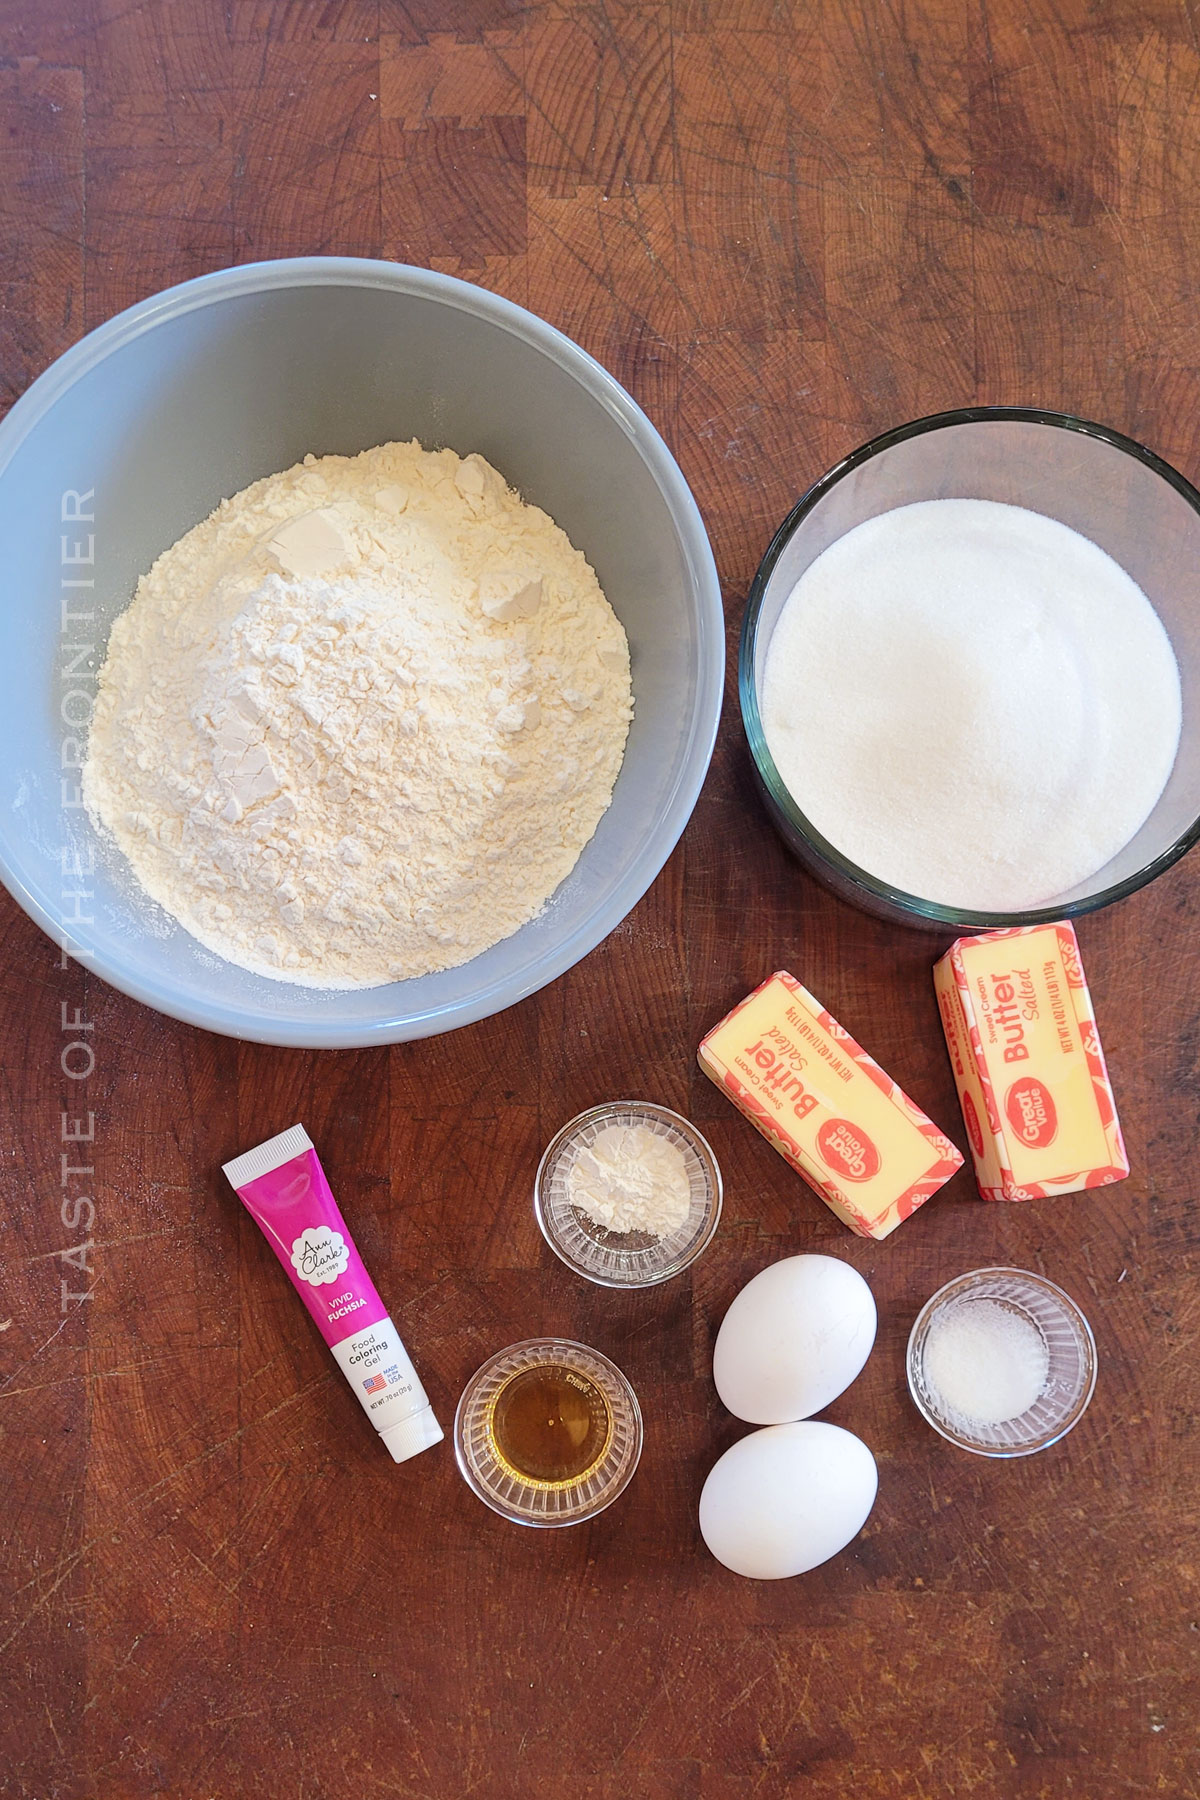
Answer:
[{"left": 1, "top": 1, "right": 1198, "bottom": 1795}]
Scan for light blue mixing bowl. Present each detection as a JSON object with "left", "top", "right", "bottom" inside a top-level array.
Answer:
[{"left": 0, "top": 259, "right": 722, "bottom": 1046}]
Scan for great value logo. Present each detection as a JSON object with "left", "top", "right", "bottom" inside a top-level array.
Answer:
[
  {"left": 816, "top": 1118, "right": 881, "bottom": 1183},
  {"left": 1004, "top": 1077, "right": 1058, "bottom": 1149}
]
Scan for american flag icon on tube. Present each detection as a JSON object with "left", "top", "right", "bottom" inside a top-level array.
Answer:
[{"left": 362, "top": 1373, "right": 388, "bottom": 1394}]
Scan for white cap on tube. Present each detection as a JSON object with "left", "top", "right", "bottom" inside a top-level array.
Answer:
[{"left": 381, "top": 1405, "right": 444, "bottom": 1465}]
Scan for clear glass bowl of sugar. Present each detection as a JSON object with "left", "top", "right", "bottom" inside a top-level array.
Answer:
[
  {"left": 740, "top": 406, "right": 1200, "bottom": 929},
  {"left": 534, "top": 1102, "right": 723, "bottom": 1288},
  {"left": 907, "top": 1267, "right": 1097, "bottom": 1457}
]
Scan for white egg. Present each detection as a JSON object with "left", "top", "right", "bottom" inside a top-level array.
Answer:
[
  {"left": 713, "top": 1253, "right": 877, "bottom": 1423},
  {"left": 699, "top": 1421, "right": 878, "bottom": 1579}
]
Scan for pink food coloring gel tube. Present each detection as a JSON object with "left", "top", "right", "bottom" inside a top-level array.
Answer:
[{"left": 223, "top": 1124, "right": 442, "bottom": 1465}]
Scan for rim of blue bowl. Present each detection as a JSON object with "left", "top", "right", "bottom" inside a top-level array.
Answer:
[
  {"left": 739, "top": 404, "right": 1200, "bottom": 930},
  {"left": 0, "top": 257, "right": 724, "bottom": 1046}
]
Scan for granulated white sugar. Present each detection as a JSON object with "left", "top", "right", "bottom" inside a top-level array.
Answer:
[
  {"left": 922, "top": 1297, "right": 1049, "bottom": 1427},
  {"left": 761, "top": 499, "right": 1182, "bottom": 912}
]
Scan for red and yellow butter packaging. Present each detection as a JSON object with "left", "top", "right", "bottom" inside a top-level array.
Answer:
[
  {"left": 933, "top": 922, "right": 1128, "bottom": 1203},
  {"left": 698, "top": 971, "right": 963, "bottom": 1240}
]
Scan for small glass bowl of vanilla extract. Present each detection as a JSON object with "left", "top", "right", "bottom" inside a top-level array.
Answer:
[{"left": 454, "top": 1339, "right": 643, "bottom": 1527}]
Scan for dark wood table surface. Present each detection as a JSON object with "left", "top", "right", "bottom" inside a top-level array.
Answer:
[{"left": 2, "top": 3, "right": 1199, "bottom": 1796}]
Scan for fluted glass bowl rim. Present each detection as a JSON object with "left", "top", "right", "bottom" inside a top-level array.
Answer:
[
  {"left": 453, "top": 1336, "right": 644, "bottom": 1528},
  {"left": 905, "top": 1265, "right": 1098, "bottom": 1458},
  {"left": 533, "top": 1100, "right": 723, "bottom": 1288}
]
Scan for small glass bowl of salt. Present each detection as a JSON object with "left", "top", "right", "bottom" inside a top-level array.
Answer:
[
  {"left": 907, "top": 1267, "right": 1097, "bottom": 1457},
  {"left": 534, "top": 1102, "right": 723, "bottom": 1288}
]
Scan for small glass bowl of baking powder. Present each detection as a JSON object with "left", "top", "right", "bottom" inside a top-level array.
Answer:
[
  {"left": 907, "top": 1267, "right": 1097, "bottom": 1457},
  {"left": 535, "top": 1102, "right": 723, "bottom": 1288}
]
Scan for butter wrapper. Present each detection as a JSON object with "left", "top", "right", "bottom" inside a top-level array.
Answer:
[
  {"left": 934, "top": 921, "right": 1128, "bottom": 1203},
  {"left": 698, "top": 971, "right": 963, "bottom": 1240}
]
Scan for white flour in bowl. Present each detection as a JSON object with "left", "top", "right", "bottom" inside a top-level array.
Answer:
[
  {"left": 83, "top": 441, "right": 632, "bottom": 987},
  {"left": 761, "top": 499, "right": 1181, "bottom": 911}
]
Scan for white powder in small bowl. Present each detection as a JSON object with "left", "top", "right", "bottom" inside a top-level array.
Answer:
[
  {"left": 566, "top": 1123, "right": 692, "bottom": 1239},
  {"left": 761, "top": 498, "right": 1182, "bottom": 912},
  {"left": 922, "top": 1297, "right": 1050, "bottom": 1427}
]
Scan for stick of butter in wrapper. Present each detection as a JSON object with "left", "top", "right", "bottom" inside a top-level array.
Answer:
[
  {"left": 933, "top": 922, "right": 1128, "bottom": 1203},
  {"left": 698, "top": 971, "right": 963, "bottom": 1240}
]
